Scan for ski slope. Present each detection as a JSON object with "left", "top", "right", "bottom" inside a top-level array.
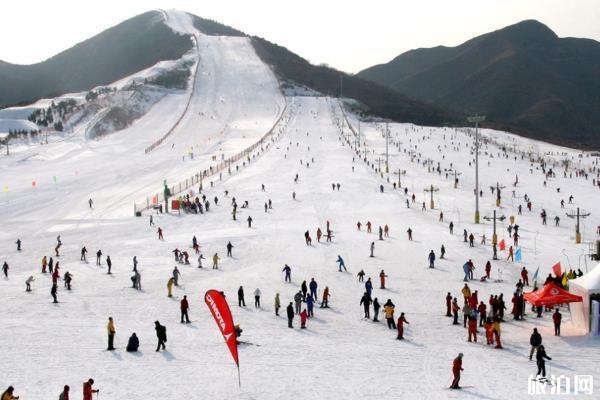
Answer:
[{"left": 1, "top": 11, "right": 600, "bottom": 400}]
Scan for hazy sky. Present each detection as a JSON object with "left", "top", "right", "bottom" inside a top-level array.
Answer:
[{"left": 1, "top": 0, "right": 599, "bottom": 73}]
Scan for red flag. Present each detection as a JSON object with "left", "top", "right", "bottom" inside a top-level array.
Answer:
[
  {"left": 204, "top": 289, "right": 239, "bottom": 366},
  {"left": 552, "top": 262, "right": 562, "bottom": 277},
  {"left": 499, "top": 239, "right": 506, "bottom": 251}
]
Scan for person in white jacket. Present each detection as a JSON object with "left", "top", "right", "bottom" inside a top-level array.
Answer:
[{"left": 254, "top": 288, "right": 262, "bottom": 308}]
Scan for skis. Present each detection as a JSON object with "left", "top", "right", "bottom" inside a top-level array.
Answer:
[{"left": 236, "top": 340, "right": 261, "bottom": 347}]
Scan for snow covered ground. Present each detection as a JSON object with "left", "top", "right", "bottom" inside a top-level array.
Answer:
[{"left": 1, "top": 10, "right": 600, "bottom": 400}]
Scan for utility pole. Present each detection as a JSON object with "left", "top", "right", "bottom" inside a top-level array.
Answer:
[
  {"left": 483, "top": 210, "right": 506, "bottom": 246},
  {"left": 385, "top": 122, "right": 389, "bottom": 173},
  {"left": 492, "top": 182, "right": 506, "bottom": 207},
  {"left": 394, "top": 169, "right": 406, "bottom": 188},
  {"left": 566, "top": 207, "right": 591, "bottom": 244},
  {"left": 468, "top": 115, "right": 486, "bottom": 223},
  {"left": 375, "top": 157, "right": 385, "bottom": 173},
  {"left": 424, "top": 184, "right": 440, "bottom": 209}
]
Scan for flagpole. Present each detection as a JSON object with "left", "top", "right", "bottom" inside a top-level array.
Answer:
[{"left": 237, "top": 364, "right": 241, "bottom": 388}]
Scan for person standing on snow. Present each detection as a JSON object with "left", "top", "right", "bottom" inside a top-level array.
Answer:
[
  {"left": 25, "top": 276, "right": 34, "bottom": 292},
  {"left": 286, "top": 302, "right": 294, "bottom": 328},
  {"left": 167, "top": 277, "right": 175, "bottom": 297},
  {"left": 306, "top": 294, "right": 315, "bottom": 317},
  {"left": 80, "top": 247, "right": 88, "bottom": 262},
  {"left": 95, "top": 250, "right": 102, "bottom": 265},
  {"left": 360, "top": 292, "right": 372, "bottom": 318},
  {"left": 428, "top": 250, "right": 436, "bottom": 268},
  {"left": 373, "top": 298, "right": 381, "bottom": 322},
  {"left": 238, "top": 286, "right": 246, "bottom": 307},
  {"left": 82, "top": 379, "right": 99, "bottom": 400},
  {"left": 529, "top": 328, "right": 542, "bottom": 360},
  {"left": 553, "top": 309, "right": 562, "bottom": 336},
  {"left": 282, "top": 264, "right": 292, "bottom": 282},
  {"left": 379, "top": 270, "right": 387, "bottom": 289},
  {"left": 309, "top": 278, "right": 318, "bottom": 300},
  {"left": 274, "top": 293, "right": 281, "bottom": 316},
  {"left": 445, "top": 292, "right": 453, "bottom": 317},
  {"left": 226, "top": 242, "right": 234, "bottom": 257},
  {"left": 212, "top": 253, "right": 220, "bottom": 269},
  {"left": 247, "top": 216, "right": 253, "bottom": 228},
  {"left": 2, "top": 262, "right": 9, "bottom": 278},
  {"left": 301, "top": 280, "right": 308, "bottom": 301},
  {"left": 180, "top": 295, "right": 190, "bottom": 323},
  {"left": 157, "top": 227, "right": 164, "bottom": 240},
  {"left": 172, "top": 266, "right": 181, "bottom": 286},
  {"left": 450, "top": 353, "right": 464, "bottom": 389},
  {"left": 357, "top": 269, "right": 365, "bottom": 282},
  {"left": 58, "top": 385, "right": 69, "bottom": 400},
  {"left": 154, "top": 321, "right": 167, "bottom": 352},
  {"left": 370, "top": 242, "right": 375, "bottom": 258},
  {"left": 536, "top": 345, "right": 552, "bottom": 379},
  {"left": 397, "top": 312, "right": 409, "bottom": 340},
  {"left": 321, "top": 287, "right": 330, "bottom": 308},
  {"left": 383, "top": 299, "right": 396, "bottom": 329},
  {"left": 294, "top": 291, "right": 302, "bottom": 314},
  {"left": 300, "top": 308, "right": 308, "bottom": 329},
  {"left": 88, "top": 199, "right": 93, "bottom": 209},
  {"left": 254, "top": 288, "right": 261, "bottom": 308},
  {"left": 51, "top": 282, "right": 58, "bottom": 303},
  {"left": 107, "top": 317, "right": 116, "bottom": 351}
]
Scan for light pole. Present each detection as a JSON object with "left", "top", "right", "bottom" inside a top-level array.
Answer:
[
  {"left": 394, "top": 169, "right": 407, "bottom": 188},
  {"left": 468, "top": 115, "right": 486, "bottom": 223},
  {"left": 424, "top": 184, "right": 440, "bottom": 209},
  {"left": 385, "top": 122, "right": 389, "bottom": 173},
  {"left": 566, "top": 207, "right": 591, "bottom": 244}
]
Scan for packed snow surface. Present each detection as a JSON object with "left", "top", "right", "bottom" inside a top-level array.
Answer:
[{"left": 1, "top": 10, "right": 599, "bottom": 400}]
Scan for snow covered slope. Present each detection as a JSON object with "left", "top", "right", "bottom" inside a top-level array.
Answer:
[{"left": 1, "top": 10, "right": 599, "bottom": 400}]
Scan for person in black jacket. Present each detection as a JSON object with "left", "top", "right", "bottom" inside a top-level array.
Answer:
[
  {"left": 238, "top": 286, "right": 246, "bottom": 307},
  {"left": 529, "top": 328, "right": 542, "bottom": 360},
  {"left": 286, "top": 302, "right": 294, "bottom": 328},
  {"left": 360, "top": 292, "right": 372, "bottom": 318},
  {"left": 536, "top": 345, "right": 552, "bottom": 378},
  {"left": 126, "top": 333, "right": 139, "bottom": 352},
  {"left": 154, "top": 321, "right": 167, "bottom": 352},
  {"left": 373, "top": 298, "right": 380, "bottom": 322}
]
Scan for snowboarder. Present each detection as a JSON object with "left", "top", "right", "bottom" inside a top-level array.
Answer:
[
  {"left": 126, "top": 333, "right": 139, "bottom": 352},
  {"left": 450, "top": 353, "right": 464, "bottom": 389},
  {"left": 180, "top": 295, "right": 190, "bottom": 323},
  {"left": 440, "top": 245, "right": 446, "bottom": 259},
  {"left": 154, "top": 321, "right": 167, "bottom": 352},
  {"left": 107, "top": 317, "right": 116, "bottom": 351}
]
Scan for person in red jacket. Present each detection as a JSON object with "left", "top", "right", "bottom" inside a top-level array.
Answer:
[
  {"left": 467, "top": 315, "right": 478, "bottom": 342},
  {"left": 521, "top": 267, "right": 529, "bottom": 286},
  {"left": 379, "top": 270, "right": 387, "bottom": 289},
  {"left": 83, "top": 379, "right": 98, "bottom": 400},
  {"left": 450, "top": 353, "right": 464, "bottom": 389},
  {"left": 445, "top": 292, "right": 452, "bottom": 317},
  {"left": 300, "top": 309, "right": 308, "bottom": 328},
  {"left": 58, "top": 385, "right": 69, "bottom": 400},
  {"left": 477, "top": 302, "right": 487, "bottom": 327},
  {"left": 180, "top": 295, "right": 190, "bottom": 323},
  {"left": 553, "top": 309, "right": 562, "bottom": 336},
  {"left": 397, "top": 312, "right": 409, "bottom": 340}
]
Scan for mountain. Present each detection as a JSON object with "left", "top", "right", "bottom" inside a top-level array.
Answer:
[
  {"left": 358, "top": 20, "right": 600, "bottom": 148},
  {"left": 0, "top": 11, "right": 193, "bottom": 108}
]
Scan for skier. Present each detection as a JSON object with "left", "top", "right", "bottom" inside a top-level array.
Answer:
[
  {"left": 274, "top": 293, "right": 281, "bottom": 316},
  {"left": 287, "top": 302, "right": 294, "bottom": 328},
  {"left": 126, "top": 333, "right": 139, "bottom": 352},
  {"left": 107, "top": 317, "right": 116, "bottom": 351},
  {"left": 321, "top": 286, "right": 330, "bottom": 308},
  {"left": 336, "top": 255, "right": 347, "bottom": 272},
  {"left": 294, "top": 291, "right": 302, "bottom": 314},
  {"left": 212, "top": 253, "right": 220, "bottom": 269},
  {"left": 157, "top": 227, "right": 164, "bottom": 240},
  {"left": 407, "top": 228, "right": 413, "bottom": 240},
  {"left": 450, "top": 353, "right": 464, "bottom": 389},
  {"left": 173, "top": 266, "right": 181, "bottom": 286},
  {"left": 254, "top": 288, "right": 261, "bottom": 308},
  {"left": 25, "top": 276, "right": 34, "bottom": 292},
  {"left": 282, "top": 264, "right": 292, "bottom": 282},
  {"left": 309, "top": 278, "right": 318, "bottom": 300},
  {"left": 445, "top": 292, "right": 452, "bottom": 316},
  {"left": 58, "top": 385, "right": 69, "bottom": 400},
  {"left": 536, "top": 345, "right": 552, "bottom": 379},
  {"left": 428, "top": 250, "right": 436, "bottom": 268},
  {"left": 300, "top": 308, "right": 308, "bottom": 328},
  {"left": 88, "top": 198, "right": 93, "bottom": 209},
  {"left": 529, "top": 328, "right": 542, "bottom": 360},
  {"left": 247, "top": 216, "right": 253, "bottom": 228},
  {"left": 373, "top": 298, "right": 380, "bottom": 322},
  {"left": 301, "top": 280, "right": 308, "bottom": 301},
  {"left": 51, "top": 283, "right": 58, "bottom": 303},
  {"left": 306, "top": 294, "right": 315, "bottom": 317},
  {"left": 154, "top": 321, "right": 167, "bottom": 352},
  {"left": 360, "top": 292, "right": 372, "bottom": 318},
  {"left": 238, "top": 286, "right": 246, "bottom": 307},
  {"left": 227, "top": 242, "right": 233, "bottom": 257},
  {"left": 83, "top": 379, "right": 98, "bottom": 400},
  {"left": 521, "top": 267, "right": 529, "bottom": 286},
  {"left": 180, "top": 295, "right": 190, "bottom": 323},
  {"left": 370, "top": 241, "right": 375, "bottom": 257},
  {"left": 379, "top": 270, "right": 387, "bottom": 289},
  {"left": 2, "top": 262, "right": 8, "bottom": 278},
  {"left": 365, "top": 277, "right": 373, "bottom": 296},
  {"left": 440, "top": 245, "right": 446, "bottom": 259},
  {"left": 167, "top": 277, "right": 175, "bottom": 297},
  {"left": 397, "top": 312, "right": 409, "bottom": 340},
  {"left": 467, "top": 314, "right": 477, "bottom": 342},
  {"left": 383, "top": 299, "right": 396, "bottom": 329},
  {"left": 64, "top": 271, "right": 72, "bottom": 290},
  {"left": 357, "top": 269, "right": 365, "bottom": 282},
  {"left": 96, "top": 250, "right": 102, "bottom": 265},
  {"left": 80, "top": 247, "right": 87, "bottom": 262},
  {"left": 553, "top": 309, "right": 562, "bottom": 336},
  {"left": 452, "top": 298, "right": 460, "bottom": 325},
  {"left": 15, "top": 239, "right": 21, "bottom": 251},
  {"left": 106, "top": 256, "right": 112, "bottom": 275}
]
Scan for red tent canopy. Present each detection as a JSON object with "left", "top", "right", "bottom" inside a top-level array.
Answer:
[{"left": 524, "top": 283, "right": 583, "bottom": 307}]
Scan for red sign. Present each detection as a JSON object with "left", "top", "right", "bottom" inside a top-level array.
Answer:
[
  {"left": 204, "top": 290, "right": 239, "bottom": 366},
  {"left": 171, "top": 200, "right": 180, "bottom": 210}
]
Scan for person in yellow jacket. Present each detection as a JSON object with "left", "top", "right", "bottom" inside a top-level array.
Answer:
[
  {"left": 212, "top": 253, "right": 220, "bottom": 269},
  {"left": 167, "top": 277, "right": 175, "bottom": 297},
  {"left": 1, "top": 386, "right": 19, "bottom": 400},
  {"left": 383, "top": 299, "right": 396, "bottom": 329},
  {"left": 461, "top": 284, "right": 471, "bottom": 302},
  {"left": 107, "top": 317, "right": 116, "bottom": 351}
]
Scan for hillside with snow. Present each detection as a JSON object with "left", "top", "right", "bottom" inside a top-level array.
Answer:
[{"left": 1, "top": 9, "right": 599, "bottom": 400}]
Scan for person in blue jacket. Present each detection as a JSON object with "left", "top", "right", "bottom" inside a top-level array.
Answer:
[
  {"left": 463, "top": 262, "right": 470, "bottom": 281},
  {"left": 428, "top": 250, "right": 436, "bottom": 268},
  {"left": 336, "top": 255, "right": 347, "bottom": 272},
  {"left": 306, "top": 294, "right": 315, "bottom": 317},
  {"left": 282, "top": 264, "right": 292, "bottom": 282},
  {"left": 365, "top": 278, "right": 373, "bottom": 297},
  {"left": 309, "top": 278, "right": 318, "bottom": 300}
]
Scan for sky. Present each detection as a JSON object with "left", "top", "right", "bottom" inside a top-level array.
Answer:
[{"left": 1, "top": 0, "right": 599, "bottom": 73}]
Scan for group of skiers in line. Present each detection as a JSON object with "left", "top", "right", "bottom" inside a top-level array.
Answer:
[
  {"left": 2, "top": 378, "right": 100, "bottom": 400},
  {"left": 304, "top": 220, "right": 334, "bottom": 245}
]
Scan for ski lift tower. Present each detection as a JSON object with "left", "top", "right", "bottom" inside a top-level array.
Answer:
[
  {"left": 566, "top": 207, "right": 591, "bottom": 244},
  {"left": 394, "top": 169, "right": 407, "bottom": 188},
  {"left": 468, "top": 115, "right": 486, "bottom": 223},
  {"left": 490, "top": 182, "right": 506, "bottom": 207},
  {"left": 424, "top": 184, "right": 440, "bottom": 209},
  {"left": 483, "top": 210, "right": 506, "bottom": 246}
]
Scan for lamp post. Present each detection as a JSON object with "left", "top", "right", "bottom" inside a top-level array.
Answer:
[
  {"left": 424, "top": 184, "right": 440, "bottom": 209},
  {"left": 468, "top": 115, "right": 486, "bottom": 223},
  {"left": 483, "top": 210, "right": 506, "bottom": 246},
  {"left": 566, "top": 207, "right": 591, "bottom": 244}
]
